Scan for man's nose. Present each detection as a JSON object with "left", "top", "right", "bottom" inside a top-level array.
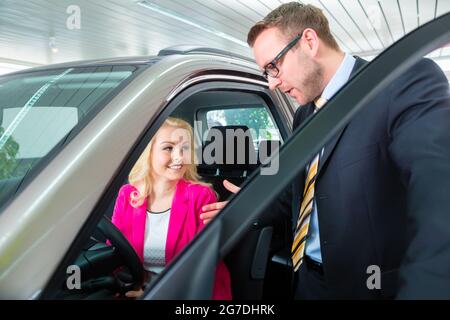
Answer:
[{"left": 268, "top": 76, "right": 282, "bottom": 90}]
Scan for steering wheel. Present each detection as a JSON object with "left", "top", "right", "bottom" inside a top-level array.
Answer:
[
  {"left": 95, "top": 216, "right": 145, "bottom": 293},
  {"left": 53, "top": 216, "right": 145, "bottom": 300}
]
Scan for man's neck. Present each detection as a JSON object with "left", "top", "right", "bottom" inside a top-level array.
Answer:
[{"left": 318, "top": 48, "right": 345, "bottom": 93}]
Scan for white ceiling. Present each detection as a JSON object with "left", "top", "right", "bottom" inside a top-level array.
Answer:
[{"left": 0, "top": 0, "right": 449, "bottom": 68}]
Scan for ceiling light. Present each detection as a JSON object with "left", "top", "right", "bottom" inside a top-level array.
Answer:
[
  {"left": 49, "top": 37, "right": 59, "bottom": 54},
  {"left": 137, "top": 0, "right": 248, "bottom": 47}
]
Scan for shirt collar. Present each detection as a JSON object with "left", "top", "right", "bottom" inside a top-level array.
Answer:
[{"left": 321, "top": 53, "right": 356, "bottom": 101}]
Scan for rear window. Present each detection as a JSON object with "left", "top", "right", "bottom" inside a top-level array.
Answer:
[
  {"left": 0, "top": 64, "right": 146, "bottom": 211},
  {"left": 206, "top": 106, "right": 281, "bottom": 149}
]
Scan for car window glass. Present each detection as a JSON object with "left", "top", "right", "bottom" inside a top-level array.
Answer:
[
  {"left": 2, "top": 107, "right": 78, "bottom": 158},
  {"left": 0, "top": 65, "right": 140, "bottom": 211},
  {"left": 170, "top": 89, "right": 285, "bottom": 200},
  {"left": 206, "top": 106, "right": 281, "bottom": 148}
]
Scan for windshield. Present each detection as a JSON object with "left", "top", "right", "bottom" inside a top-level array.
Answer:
[{"left": 0, "top": 64, "right": 145, "bottom": 211}]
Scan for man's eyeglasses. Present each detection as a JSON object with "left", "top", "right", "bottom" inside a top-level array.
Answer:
[{"left": 263, "top": 33, "right": 302, "bottom": 79}]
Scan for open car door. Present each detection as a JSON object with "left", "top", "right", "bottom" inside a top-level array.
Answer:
[{"left": 142, "top": 12, "right": 450, "bottom": 299}]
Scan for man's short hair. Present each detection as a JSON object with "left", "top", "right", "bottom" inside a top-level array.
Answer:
[{"left": 247, "top": 2, "right": 340, "bottom": 51}]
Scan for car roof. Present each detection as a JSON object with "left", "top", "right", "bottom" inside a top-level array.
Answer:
[
  {"left": 3, "top": 46, "right": 256, "bottom": 77},
  {"left": 157, "top": 45, "right": 255, "bottom": 64},
  {"left": 3, "top": 56, "right": 162, "bottom": 76}
]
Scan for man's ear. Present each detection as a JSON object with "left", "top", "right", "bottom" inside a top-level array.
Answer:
[{"left": 302, "top": 28, "right": 320, "bottom": 57}]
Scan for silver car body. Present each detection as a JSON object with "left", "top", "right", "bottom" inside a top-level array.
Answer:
[{"left": 0, "top": 51, "right": 294, "bottom": 299}]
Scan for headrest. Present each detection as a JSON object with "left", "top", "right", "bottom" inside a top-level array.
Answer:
[{"left": 201, "top": 125, "right": 258, "bottom": 170}]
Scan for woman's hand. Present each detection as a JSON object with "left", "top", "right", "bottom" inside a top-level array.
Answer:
[
  {"left": 200, "top": 180, "right": 241, "bottom": 224},
  {"left": 125, "top": 288, "right": 144, "bottom": 298}
]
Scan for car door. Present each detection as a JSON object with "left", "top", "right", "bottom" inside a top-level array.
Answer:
[{"left": 141, "top": 12, "right": 450, "bottom": 299}]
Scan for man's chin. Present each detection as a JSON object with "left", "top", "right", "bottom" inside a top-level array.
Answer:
[
  {"left": 289, "top": 91, "right": 306, "bottom": 105},
  {"left": 295, "top": 95, "right": 314, "bottom": 106},
  {"left": 294, "top": 96, "right": 308, "bottom": 106}
]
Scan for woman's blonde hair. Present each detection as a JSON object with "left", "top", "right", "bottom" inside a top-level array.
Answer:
[{"left": 128, "top": 117, "right": 211, "bottom": 207}]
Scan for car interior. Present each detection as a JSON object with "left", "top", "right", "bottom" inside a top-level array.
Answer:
[
  {"left": 171, "top": 90, "right": 289, "bottom": 299},
  {"left": 52, "top": 88, "right": 293, "bottom": 300}
]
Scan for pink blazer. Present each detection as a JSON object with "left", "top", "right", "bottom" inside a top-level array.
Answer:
[{"left": 111, "top": 179, "right": 232, "bottom": 300}]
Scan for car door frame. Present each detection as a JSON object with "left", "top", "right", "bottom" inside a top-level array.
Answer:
[{"left": 40, "top": 71, "right": 293, "bottom": 298}]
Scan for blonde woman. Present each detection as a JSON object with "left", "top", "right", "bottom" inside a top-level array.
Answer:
[{"left": 111, "top": 117, "right": 231, "bottom": 299}]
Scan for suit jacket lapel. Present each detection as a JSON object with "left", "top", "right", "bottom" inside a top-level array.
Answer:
[
  {"left": 165, "top": 179, "right": 189, "bottom": 263},
  {"left": 291, "top": 103, "right": 346, "bottom": 227},
  {"left": 316, "top": 129, "right": 345, "bottom": 176},
  {"left": 291, "top": 56, "right": 368, "bottom": 225},
  {"left": 316, "top": 56, "right": 368, "bottom": 176},
  {"left": 293, "top": 101, "right": 344, "bottom": 179},
  {"left": 292, "top": 102, "right": 314, "bottom": 227}
]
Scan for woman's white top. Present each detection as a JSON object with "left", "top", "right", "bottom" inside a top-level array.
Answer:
[{"left": 143, "top": 208, "right": 171, "bottom": 274}]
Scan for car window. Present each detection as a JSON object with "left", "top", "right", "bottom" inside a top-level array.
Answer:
[
  {"left": 0, "top": 65, "right": 143, "bottom": 212},
  {"left": 170, "top": 88, "right": 286, "bottom": 201},
  {"left": 206, "top": 106, "right": 281, "bottom": 149},
  {"left": 2, "top": 107, "right": 78, "bottom": 159}
]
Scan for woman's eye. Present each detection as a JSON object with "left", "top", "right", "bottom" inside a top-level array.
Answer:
[{"left": 163, "top": 146, "right": 173, "bottom": 151}]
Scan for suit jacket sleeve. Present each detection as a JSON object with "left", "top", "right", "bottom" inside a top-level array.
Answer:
[{"left": 387, "top": 59, "right": 450, "bottom": 298}]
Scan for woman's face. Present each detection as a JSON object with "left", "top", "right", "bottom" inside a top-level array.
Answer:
[{"left": 150, "top": 125, "right": 191, "bottom": 183}]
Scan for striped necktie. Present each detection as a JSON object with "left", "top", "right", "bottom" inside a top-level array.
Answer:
[{"left": 291, "top": 97, "right": 327, "bottom": 272}]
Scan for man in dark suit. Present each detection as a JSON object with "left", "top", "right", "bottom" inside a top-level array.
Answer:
[{"left": 201, "top": 2, "right": 450, "bottom": 299}]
